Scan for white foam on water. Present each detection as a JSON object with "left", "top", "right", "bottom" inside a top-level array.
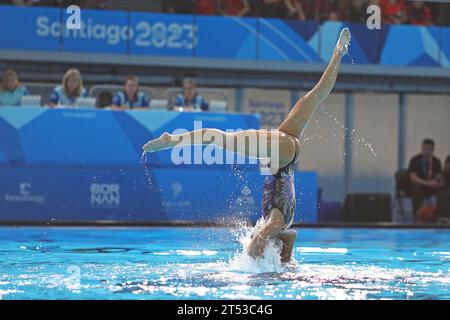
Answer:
[
  {"left": 225, "top": 218, "right": 287, "bottom": 274},
  {"left": 298, "top": 247, "right": 348, "bottom": 254}
]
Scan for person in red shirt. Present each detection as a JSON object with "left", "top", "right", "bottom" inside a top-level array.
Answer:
[
  {"left": 407, "top": 1, "right": 432, "bottom": 26},
  {"left": 380, "top": 0, "right": 407, "bottom": 24},
  {"left": 196, "top": 0, "right": 216, "bottom": 15},
  {"left": 217, "top": 0, "right": 250, "bottom": 17}
]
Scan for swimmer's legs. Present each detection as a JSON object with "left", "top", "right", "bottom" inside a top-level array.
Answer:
[
  {"left": 246, "top": 208, "right": 285, "bottom": 258},
  {"left": 278, "top": 229, "right": 297, "bottom": 263},
  {"left": 143, "top": 129, "right": 297, "bottom": 168},
  {"left": 278, "top": 27, "right": 350, "bottom": 139}
]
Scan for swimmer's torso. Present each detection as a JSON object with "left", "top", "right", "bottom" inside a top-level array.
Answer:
[{"left": 262, "top": 151, "right": 298, "bottom": 230}]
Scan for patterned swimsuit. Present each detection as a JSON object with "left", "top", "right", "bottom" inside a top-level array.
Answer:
[{"left": 261, "top": 153, "right": 297, "bottom": 230}]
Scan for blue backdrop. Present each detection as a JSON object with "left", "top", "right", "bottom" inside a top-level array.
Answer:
[
  {"left": 0, "top": 5, "right": 449, "bottom": 67},
  {"left": 0, "top": 108, "right": 318, "bottom": 223}
]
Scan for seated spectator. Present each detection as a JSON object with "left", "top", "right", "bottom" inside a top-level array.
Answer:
[
  {"left": 408, "top": 139, "right": 443, "bottom": 219},
  {"left": 196, "top": 0, "right": 216, "bottom": 15},
  {"left": 217, "top": 0, "right": 250, "bottom": 17},
  {"left": 174, "top": 79, "right": 209, "bottom": 112},
  {"left": 407, "top": 1, "right": 432, "bottom": 26},
  {"left": 380, "top": 0, "right": 407, "bottom": 24},
  {"left": 111, "top": 76, "right": 150, "bottom": 110},
  {"left": 47, "top": 68, "right": 88, "bottom": 108},
  {"left": 0, "top": 69, "right": 28, "bottom": 106}
]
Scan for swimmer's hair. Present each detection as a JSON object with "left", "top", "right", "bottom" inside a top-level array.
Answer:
[
  {"left": 62, "top": 68, "right": 84, "bottom": 97},
  {"left": 183, "top": 78, "right": 197, "bottom": 88},
  {"left": 1, "top": 68, "right": 20, "bottom": 90},
  {"left": 422, "top": 138, "right": 435, "bottom": 147}
]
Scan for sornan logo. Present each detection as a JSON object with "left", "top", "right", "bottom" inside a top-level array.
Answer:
[{"left": 90, "top": 183, "right": 120, "bottom": 207}]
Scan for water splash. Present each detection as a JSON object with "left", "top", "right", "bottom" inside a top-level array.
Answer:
[
  {"left": 319, "top": 106, "right": 378, "bottom": 157},
  {"left": 347, "top": 52, "right": 355, "bottom": 65},
  {"left": 226, "top": 219, "right": 289, "bottom": 274},
  {"left": 141, "top": 151, "right": 154, "bottom": 189}
]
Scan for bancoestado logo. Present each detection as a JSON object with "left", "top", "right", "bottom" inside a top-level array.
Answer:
[
  {"left": 5, "top": 183, "right": 45, "bottom": 205},
  {"left": 36, "top": 15, "right": 197, "bottom": 47},
  {"left": 90, "top": 183, "right": 120, "bottom": 208}
]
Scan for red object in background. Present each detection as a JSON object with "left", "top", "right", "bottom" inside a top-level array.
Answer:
[
  {"left": 418, "top": 205, "right": 437, "bottom": 223},
  {"left": 197, "top": 0, "right": 216, "bottom": 15},
  {"left": 380, "top": 0, "right": 407, "bottom": 23},
  {"left": 408, "top": 3, "right": 432, "bottom": 25},
  {"left": 221, "top": 0, "right": 245, "bottom": 16}
]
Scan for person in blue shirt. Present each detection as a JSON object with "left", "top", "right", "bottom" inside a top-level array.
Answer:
[
  {"left": 111, "top": 76, "right": 150, "bottom": 110},
  {"left": 174, "top": 78, "right": 209, "bottom": 112},
  {"left": 47, "top": 68, "right": 88, "bottom": 108},
  {"left": 0, "top": 69, "right": 28, "bottom": 106}
]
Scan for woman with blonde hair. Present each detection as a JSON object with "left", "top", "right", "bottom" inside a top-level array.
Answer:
[
  {"left": 0, "top": 69, "right": 29, "bottom": 106},
  {"left": 47, "top": 68, "right": 88, "bottom": 108}
]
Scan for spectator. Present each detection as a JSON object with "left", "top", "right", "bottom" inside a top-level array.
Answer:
[
  {"left": 380, "top": 0, "right": 407, "bottom": 24},
  {"left": 408, "top": 139, "right": 443, "bottom": 219},
  {"left": 47, "top": 68, "right": 88, "bottom": 108},
  {"left": 407, "top": 1, "right": 432, "bottom": 26},
  {"left": 196, "top": 0, "right": 216, "bottom": 15},
  {"left": 217, "top": 0, "right": 250, "bottom": 17},
  {"left": 174, "top": 79, "right": 209, "bottom": 112},
  {"left": 111, "top": 76, "right": 150, "bottom": 110},
  {"left": 0, "top": 69, "right": 28, "bottom": 106}
]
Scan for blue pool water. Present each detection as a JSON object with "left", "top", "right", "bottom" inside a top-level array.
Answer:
[{"left": 0, "top": 226, "right": 449, "bottom": 300}]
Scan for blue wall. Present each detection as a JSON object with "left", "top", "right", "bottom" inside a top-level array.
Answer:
[
  {"left": 0, "top": 5, "right": 449, "bottom": 67},
  {"left": 0, "top": 107, "right": 318, "bottom": 223}
]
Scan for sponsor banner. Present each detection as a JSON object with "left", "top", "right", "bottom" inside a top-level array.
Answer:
[{"left": 0, "top": 165, "right": 317, "bottom": 223}]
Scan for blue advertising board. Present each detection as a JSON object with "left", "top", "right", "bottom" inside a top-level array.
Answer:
[{"left": 0, "top": 5, "right": 449, "bottom": 67}]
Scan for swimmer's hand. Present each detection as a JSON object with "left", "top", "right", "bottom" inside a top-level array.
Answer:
[
  {"left": 143, "top": 132, "right": 172, "bottom": 152},
  {"left": 336, "top": 27, "right": 351, "bottom": 55}
]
